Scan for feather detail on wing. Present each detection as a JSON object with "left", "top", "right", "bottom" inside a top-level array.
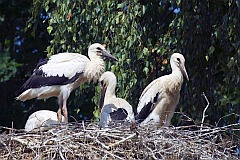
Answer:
[
  {"left": 137, "top": 78, "right": 162, "bottom": 113},
  {"left": 39, "top": 59, "right": 86, "bottom": 78},
  {"left": 48, "top": 53, "right": 89, "bottom": 63},
  {"left": 40, "top": 53, "right": 89, "bottom": 78},
  {"left": 136, "top": 78, "right": 163, "bottom": 123},
  {"left": 16, "top": 53, "right": 88, "bottom": 95}
]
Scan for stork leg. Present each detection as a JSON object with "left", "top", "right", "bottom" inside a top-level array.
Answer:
[
  {"left": 159, "top": 110, "right": 168, "bottom": 127},
  {"left": 57, "top": 108, "right": 62, "bottom": 124},
  {"left": 62, "top": 99, "right": 68, "bottom": 123},
  {"left": 164, "top": 111, "right": 175, "bottom": 127},
  {"left": 57, "top": 99, "right": 63, "bottom": 124}
]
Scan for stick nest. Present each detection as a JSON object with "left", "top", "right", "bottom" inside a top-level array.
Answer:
[{"left": 0, "top": 121, "right": 239, "bottom": 160}]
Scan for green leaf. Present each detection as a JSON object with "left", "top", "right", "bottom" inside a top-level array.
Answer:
[
  {"left": 143, "top": 47, "right": 149, "bottom": 55},
  {"left": 137, "top": 52, "right": 143, "bottom": 60},
  {"left": 76, "top": 109, "right": 81, "bottom": 114},
  {"left": 205, "top": 55, "right": 209, "bottom": 62},
  {"left": 127, "top": 59, "right": 131, "bottom": 64},
  {"left": 142, "top": 5, "right": 147, "bottom": 14},
  {"left": 31, "top": 31, "right": 35, "bottom": 38},
  {"left": 73, "top": 36, "right": 77, "bottom": 42},
  {"left": 117, "top": 3, "right": 124, "bottom": 9},
  {"left": 47, "top": 26, "right": 53, "bottom": 34},
  {"left": 44, "top": 1, "right": 49, "bottom": 12},
  {"left": 67, "top": 26, "right": 72, "bottom": 32},
  {"left": 116, "top": 16, "right": 119, "bottom": 24},
  {"left": 143, "top": 67, "right": 149, "bottom": 75},
  {"left": 93, "top": 107, "right": 100, "bottom": 119},
  {"left": 46, "top": 46, "right": 51, "bottom": 54},
  {"left": 208, "top": 46, "right": 215, "bottom": 55}
]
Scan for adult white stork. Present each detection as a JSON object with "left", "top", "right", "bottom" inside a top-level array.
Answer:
[
  {"left": 98, "top": 71, "right": 135, "bottom": 128},
  {"left": 25, "top": 110, "right": 65, "bottom": 132},
  {"left": 136, "top": 53, "right": 189, "bottom": 127},
  {"left": 16, "top": 43, "right": 117, "bottom": 123}
]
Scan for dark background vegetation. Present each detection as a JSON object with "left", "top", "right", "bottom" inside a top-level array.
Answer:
[{"left": 0, "top": 0, "right": 239, "bottom": 131}]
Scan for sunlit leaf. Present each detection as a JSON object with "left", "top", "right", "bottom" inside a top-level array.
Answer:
[
  {"left": 143, "top": 67, "right": 149, "bottom": 75},
  {"left": 142, "top": 5, "right": 147, "bottom": 14},
  {"left": 47, "top": 26, "right": 53, "bottom": 34},
  {"left": 205, "top": 55, "right": 209, "bottom": 61}
]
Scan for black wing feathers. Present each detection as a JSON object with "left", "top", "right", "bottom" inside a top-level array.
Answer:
[
  {"left": 136, "top": 92, "right": 160, "bottom": 123},
  {"left": 16, "top": 58, "right": 83, "bottom": 95},
  {"left": 136, "top": 102, "right": 153, "bottom": 123},
  {"left": 110, "top": 108, "right": 128, "bottom": 120}
]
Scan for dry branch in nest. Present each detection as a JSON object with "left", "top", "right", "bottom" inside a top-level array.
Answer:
[{"left": 0, "top": 121, "right": 239, "bottom": 160}]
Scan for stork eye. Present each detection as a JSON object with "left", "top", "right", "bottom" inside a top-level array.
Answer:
[
  {"left": 100, "top": 80, "right": 104, "bottom": 86},
  {"left": 177, "top": 58, "right": 180, "bottom": 62},
  {"left": 96, "top": 47, "right": 102, "bottom": 51}
]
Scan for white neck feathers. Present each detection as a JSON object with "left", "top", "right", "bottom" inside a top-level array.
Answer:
[
  {"left": 104, "top": 82, "right": 116, "bottom": 103},
  {"left": 166, "top": 71, "right": 183, "bottom": 96},
  {"left": 85, "top": 56, "right": 105, "bottom": 83}
]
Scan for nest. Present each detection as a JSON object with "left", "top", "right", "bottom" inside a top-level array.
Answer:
[{"left": 0, "top": 121, "right": 239, "bottom": 160}]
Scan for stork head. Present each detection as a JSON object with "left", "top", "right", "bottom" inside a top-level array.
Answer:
[
  {"left": 99, "top": 71, "right": 117, "bottom": 109},
  {"left": 88, "top": 43, "right": 118, "bottom": 61},
  {"left": 170, "top": 53, "right": 189, "bottom": 81}
]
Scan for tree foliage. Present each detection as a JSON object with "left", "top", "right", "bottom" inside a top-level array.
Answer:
[
  {"left": 0, "top": 0, "right": 51, "bottom": 129},
  {"left": 0, "top": 50, "right": 20, "bottom": 82},
  {"left": 28, "top": 0, "right": 240, "bottom": 125}
]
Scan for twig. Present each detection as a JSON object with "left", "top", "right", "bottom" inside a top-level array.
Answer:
[
  {"left": 70, "top": 115, "right": 78, "bottom": 122},
  {"left": 82, "top": 120, "right": 86, "bottom": 131},
  {"left": 216, "top": 113, "right": 240, "bottom": 127},
  {"left": 174, "top": 112, "right": 195, "bottom": 124},
  {"left": 0, "top": 126, "right": 22, "bottom": 132},
  {"left": 109, "top": 133, "right": 137, "bottom": 148},
  {"left": 219, "top": 123, "right": 240, "bottom": 130},
  {"left": 201, "top": 92, "right": 210, "bottom": 130},
  {"left": 11, "top": 121, "right": 14, "bottom": 134},
  {"left": 11, "top": 136, "right": 35, "bottom": 147},
  {"left": 86, "top": 134, "right": 110, "bottom": 150},
  {"left": 58, "top": 145, "right": 66, "bottom": 160},
  {"left": 145, "top": 145, "right": 158, "bottom": 160},
  {"left": 0, "top": 139, "right": 11, "bottom": 156},
  {"left": 0, "top": 121, "right": 239, "bottom": 159},
  {"left": 90, "top": 145, "right": 125, "bottom": 160}
]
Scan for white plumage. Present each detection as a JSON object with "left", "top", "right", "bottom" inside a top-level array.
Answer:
[
  {"left": 24, "top": 110, "right": 64, "bottom": 132},
  {"left": 16, "top": 43, "right": 117, "bottom": 123},
  {"left": 37, "top": 53, "right": 87, "bottom": 78},
  {"left": 136, "top": 53, "right": 189, "bottom": 127},
  {"left": 99, "top": 71, "right": 135, "bottom": 128}
]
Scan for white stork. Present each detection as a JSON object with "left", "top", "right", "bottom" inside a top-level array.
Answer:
[
  {"left": 16, "top": 43, "right": 117, "bottom": 123},
  {"left": 98, "top": 71, "right": 135, "bottom": 128},
  {"left": 25, "top": 110, "right": 65, "bottom": 132},
  {"left": 136, "top": 53, "right": 189, "bottom": 127}
]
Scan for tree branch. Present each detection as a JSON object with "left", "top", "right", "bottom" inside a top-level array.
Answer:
[{"left": 201, "top": 92, "right": 210, "bottom": 130}]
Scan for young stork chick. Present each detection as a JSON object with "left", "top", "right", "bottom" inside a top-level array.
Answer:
[
  {"left": 16, "top": 43, "right": 117, "bottom": 123},
  {"left": 25, "top": 110, "right": 65, "bottom": 132},
  {"left": 99, "top": 71, "right": 135, "bottom": 128},
  {"left": 136, "top": 53, "right": 189, "bottom": 127}
]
